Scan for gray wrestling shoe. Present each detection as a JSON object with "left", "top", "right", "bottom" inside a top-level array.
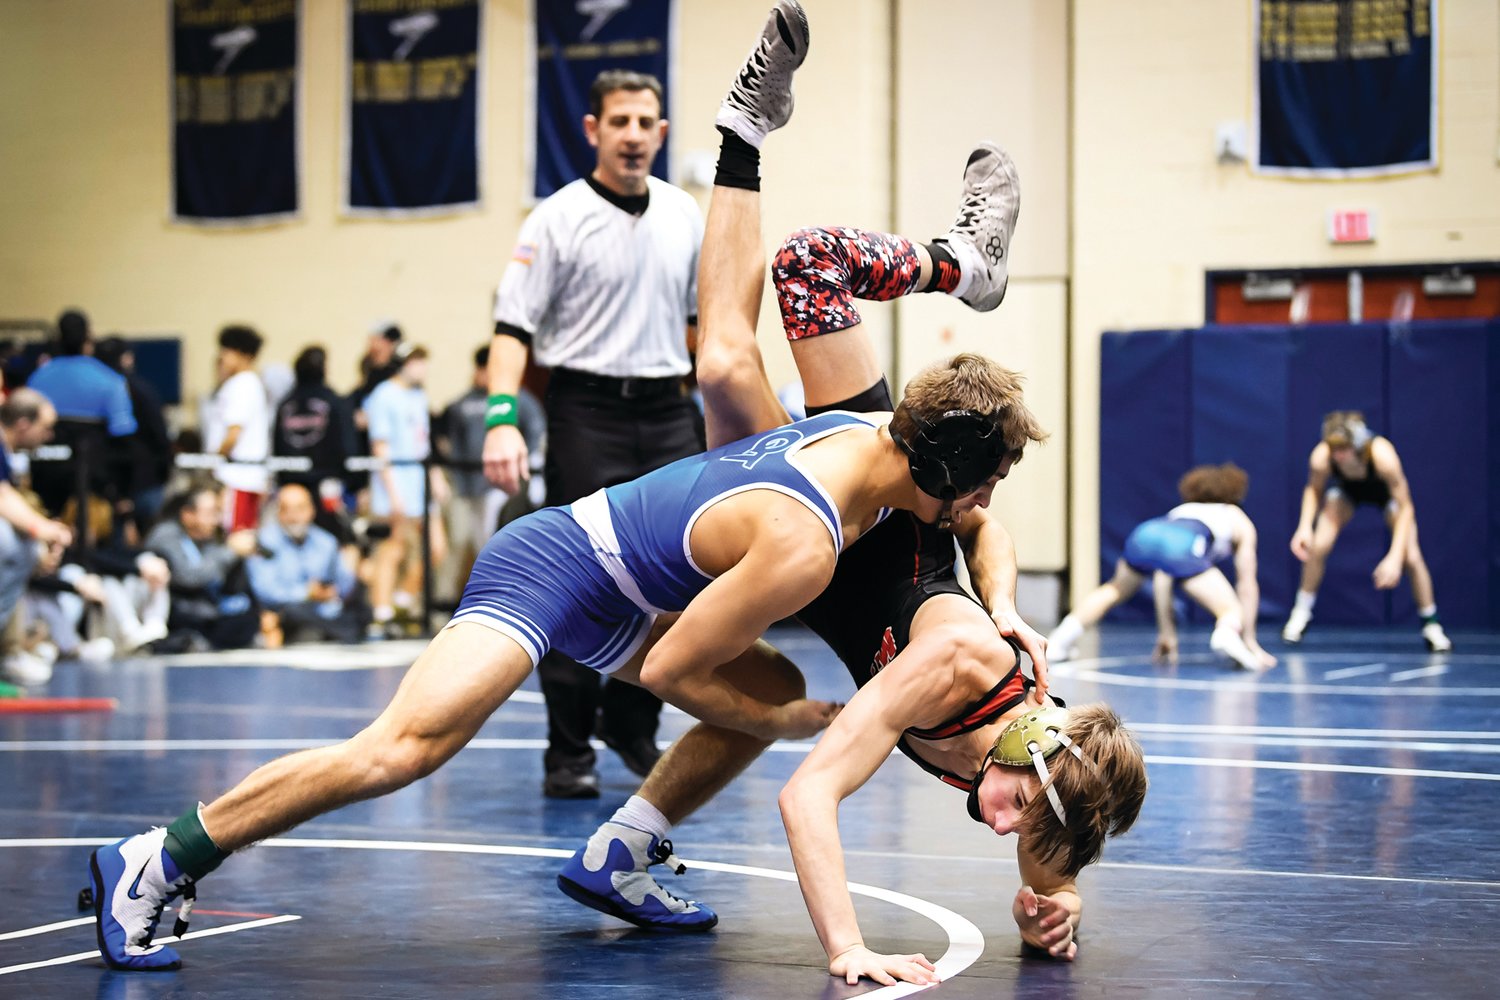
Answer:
[
  {"left": 934, "top": 143, "right": 1021, "bottom": 313},
  {"left": 716, "top": 0, "right": 810, "bottom": 149}
]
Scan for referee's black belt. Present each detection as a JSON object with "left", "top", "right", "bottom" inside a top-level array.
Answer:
[{"left": 550, "top": 367, "right": 684, "bottom": 401}]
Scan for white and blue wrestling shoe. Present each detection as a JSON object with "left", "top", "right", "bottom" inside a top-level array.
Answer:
[
  {"left": 89, "top": 828, "right": 197, "bottom": 970},
  {"left": 556, "top": 822, "right": 718, "bottom": 933}
]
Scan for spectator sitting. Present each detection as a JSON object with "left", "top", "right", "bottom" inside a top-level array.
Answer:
[
  {"left": 204, "top": 324, "right": 271, "bottom": 532},
  {"left": 145, "top": 487, "right": 260, "bottom": 650},
  {"left": 26, "top": 309, "right": 137, "bottom": 520},
  {"left": 273, "top": 345, "right": 356, "bottom": 528},
  {"left": 249, "top": 483, "right": 366, "bottom": 645},
  {"left": 94, "top": 336, "right": 173, "bottom": 541},
  {"left": 0, "top": 389, "right": 74, "bottom": 686}
]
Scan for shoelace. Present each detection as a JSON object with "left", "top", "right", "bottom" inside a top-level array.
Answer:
[
  {"left": 139, "top": 878, "right": 195, "bottom": 948},
  {"left": 649, "top": 838, "right": 687, "bottom": 876},
  {"left": 726, "top": 48, "right": 771, "bottom": 114}
]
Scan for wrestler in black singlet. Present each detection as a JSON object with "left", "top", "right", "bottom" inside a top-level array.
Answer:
[
  {"left": 1329, "top": 447, "right": 1392, "bottom": 508},
  {"left": 793, "top": 380, "right": 1052, "bottom": 790}
]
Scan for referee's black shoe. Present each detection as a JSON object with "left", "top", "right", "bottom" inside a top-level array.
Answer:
[
  {"left": 602, "top": 733, "right": 663, "bottom": 779},
  {"left": 544, "top": 763, "right": 601, "bottom": 799}
]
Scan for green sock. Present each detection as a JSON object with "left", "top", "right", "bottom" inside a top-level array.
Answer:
[{"left": 164, "top": 803, "right": 231, "bottom": 880}]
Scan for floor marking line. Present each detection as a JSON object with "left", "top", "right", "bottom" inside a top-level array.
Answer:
[
  {"left": 1094, "top": 860, "right": 1500, "bottom": 889},
  {"left": 1388, "top": 664, "right": 1450, "bottom": 683},
  {"left": 0, "top": 917, "right": 91, "bottom": 941},
  {"left": 0, "top": 915, "right": 299, "bottom": 977},
  {"left": 1144, "top": 754, "right": 1500, "bottom": 781},
  {"left": 1138, "top": 733, "right": 1500, "bottom": 754},
  {"left": 0, "top": 838, "right": 975, "bottom": 995},
  {"left": 1128, "top": 723, "right": 1500, "bottom": 739},
  {"left": 1323, "top": 662, "right": 1388, "bottom": 680},
  {"left": 1059, "top": 668, "right": 1498, "bottom": 697}
]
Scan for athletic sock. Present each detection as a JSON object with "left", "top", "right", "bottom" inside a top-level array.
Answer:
[
  {"left": 713, "top": 127, "right": 761, "bottom": 192},
  {"left": 373, "top": 605, "right": 394, "bottom": 623},
  {"left": 610, "top": 794, "right": 672, "bottom": 841},
  {"left": 1049, "top": 614, "right": 1084, "bottom": 651},
  {"left": 920, "top": 241, "right": 963, "bottom": 293},
  {"left": 1293, "top": 590, "right": 1317, "bottom": 614},
  {"left": 163, "top": 803, "right": 231, "bottom": 881},
  {"left": 1418, "top": 604, "right": 1439, "bottom": 624}
]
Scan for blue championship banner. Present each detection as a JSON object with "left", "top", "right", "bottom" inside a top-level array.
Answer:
[
  {"left": 346, "top": 0, "right": 481, "bottom": 215},
  {"left": 172, "top": 0, "right": 299, "bottom": 224},
  {"left": 1255, "top": 0, "right": 1437, "bottom": 177},
  {"left": 531, "top": 0, "right": 674, "bottom": 201}
]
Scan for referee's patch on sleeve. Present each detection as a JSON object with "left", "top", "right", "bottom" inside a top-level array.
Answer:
[{"left": 512, "top": 242, "right": 536, "bottom": 265}]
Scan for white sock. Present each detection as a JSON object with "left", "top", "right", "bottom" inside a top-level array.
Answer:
[
  {"left": 610, "top": 795, "right": 671, "bottom": 841},
  {"left": 393, "top": 591, "right": 415, "bottom": 611},
  {"left": 1049, "top": 614, "right": 1084, "bottom": 650},
  {"left": 1293, "top": 590, "right": 1317, "bottom": 614},
  {"left": 946, "top": 238, "right": 982, "bottom": 300},
  {"left": 1418, "top": 604, "right": 1437, "bottom": 619},
  {"left": 373, "top": 605, "right": 394, "bottom": 623}
]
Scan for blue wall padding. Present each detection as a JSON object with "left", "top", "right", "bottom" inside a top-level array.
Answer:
[
  {"left": 1098, "top": 330, "right": 1193, "bottom": 619},
  {"left": 1386, "top": 319, "right": 1493, "bottom": 627},
  {"left": 1490, "top": 321, "right": 1500, "bottom": 628},
  {"left": 1098, "top": 319, "right": 1498, "bottom": 628}
]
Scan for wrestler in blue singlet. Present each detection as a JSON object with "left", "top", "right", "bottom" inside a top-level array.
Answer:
[{"left": 450, "top": 411, "right": 884, "bottom": 673}]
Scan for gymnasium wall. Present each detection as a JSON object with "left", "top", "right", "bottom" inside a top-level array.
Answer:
[
  {"left": 5, "top": 1, "right": 1498, "bottom": 589},
  {"left": 1070, "top": 0, "right": 1500, "bottom": 598}
]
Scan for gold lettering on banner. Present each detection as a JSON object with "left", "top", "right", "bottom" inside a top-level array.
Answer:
[
  {"left": 352, "top": 56, "right": 476, "bottom": 103},
  {"left": 354, "top": 0, "right": 474, "bottom": 13},
  {"left": 535, "top": 38, "right": 662, "bottom": 61},
  {"left": 1262, "top": 0, "right": 1426, "bottom": 63},
  {"left": 175, "top": 70, "right": 295, "bottom": 125},
  {"left": 175, "top": 0, "right": 296, "bottom": 29}
]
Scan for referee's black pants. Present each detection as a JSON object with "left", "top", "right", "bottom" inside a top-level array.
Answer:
[{"left": 538, "top": 378, "right": 705, "bottom": 774}]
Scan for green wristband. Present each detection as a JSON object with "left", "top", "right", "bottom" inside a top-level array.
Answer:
[{"left": 485, "top": 393, "right": 519, "bottom": 429}]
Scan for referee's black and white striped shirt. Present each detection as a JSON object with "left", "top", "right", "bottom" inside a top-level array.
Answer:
[{"left": 494, "top": 176, "right": 703, "bottom": 379}]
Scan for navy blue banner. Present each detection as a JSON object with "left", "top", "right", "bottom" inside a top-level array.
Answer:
[
  {"left": 347, "top": 0, "right": 481, "bottom": 214},
  {"left": 173, "top": 0, "right": 299, "bottom": 224},
  {"left": 1255, "top": 0, "right": 1437, "bottom": 177},
  {"left": 532, "top": 0, "right": 673, "bottom": 200}
]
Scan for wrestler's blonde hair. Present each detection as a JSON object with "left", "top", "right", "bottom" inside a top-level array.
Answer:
[{"left": 1017, "top": 704, "right": 1147, "bottom": 877}]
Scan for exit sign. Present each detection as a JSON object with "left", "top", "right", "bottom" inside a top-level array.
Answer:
[{"left": 1328, "top": 209, "right": 1376, "bottom": 244}]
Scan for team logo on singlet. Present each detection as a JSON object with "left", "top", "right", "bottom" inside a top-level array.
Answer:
[
  {"left": 869, "top": 627, "right": 898, "bottom": 678},
  {"left": 720, "top": 428, "right": 804, "bottom": 470}
]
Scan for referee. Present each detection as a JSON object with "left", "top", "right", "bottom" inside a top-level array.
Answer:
[{"left": 483, "top": 70, "right": 704, "bottom": 799}]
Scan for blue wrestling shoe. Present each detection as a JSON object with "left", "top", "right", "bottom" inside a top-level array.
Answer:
[
  {"left": 557, "top": 822, "right": 718, "bottom": 933},
  {"left": 89, "top": 828, "right": 197, "bottom": 970}
]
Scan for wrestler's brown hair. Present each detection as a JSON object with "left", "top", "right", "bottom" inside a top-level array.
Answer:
[
  {"left": 1177, "top": 463, "right": 1249, "bottom": 505},
  {"left": 1016, "top": 704, "right": 1148, "bottom": 877},
  {"left": 891, "top": 353, "right": 1048, "bottom": 462}
]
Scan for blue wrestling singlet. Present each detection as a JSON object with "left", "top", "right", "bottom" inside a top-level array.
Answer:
[
  {"left": 450, "top": 411, "right": 882, "bottom": 673},
  {"left": 1122, "top": 516, "right": 1216, "bottom": 579}
]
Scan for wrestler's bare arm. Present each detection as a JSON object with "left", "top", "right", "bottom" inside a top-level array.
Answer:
[
  {"left": 636, "top": 516, "right": 839, "bottom": 741},
  {"left": 1014, "top": 843, "right": 1082, "bottom": 961},
  {"left": 1371, "top": 438, "right": 1415, "bottom": 570},
  {"left": 779, "top": 652, "right": 955, "bottom": 986},
  {"left": 1291, "top": 443, "right": 1332, "bottom": 558},
  {"left": 953, "top": 507, "right": 1049, "bottom": 698}
]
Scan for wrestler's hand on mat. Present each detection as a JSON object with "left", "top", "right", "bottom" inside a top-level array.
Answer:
[
  {"left": 1289, "top": 527, "right": 1313, "bottom": 562},
  {"left": 828, "top": 944, "right": 939, "bottom": 987},
  {"left": 1152, "top": 633, "right": 1179, "bottom": 666},
  {"left": 766, "top": 698, "right": 842, "bottom": 739},
  {"left": 1372, "top": 554, "right": 1403, "bottom": 590},
  {"left": 483, "top": 424, "right": 528, "bottom": 494},
  {"left": 1013, "top": 885, "right": 1078, "bottom": 960},
  {"left": 994, "top": 608, "right": 1049, "bottom": 704}
]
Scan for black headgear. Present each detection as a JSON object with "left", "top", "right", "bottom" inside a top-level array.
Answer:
[{"left": 889, "top": 405, "right": 1010, "bottom": 504}]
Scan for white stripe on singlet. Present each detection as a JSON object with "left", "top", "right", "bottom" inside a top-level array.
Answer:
[{"left": 569, "top": 490, "right": 671, "bottom": 616}]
